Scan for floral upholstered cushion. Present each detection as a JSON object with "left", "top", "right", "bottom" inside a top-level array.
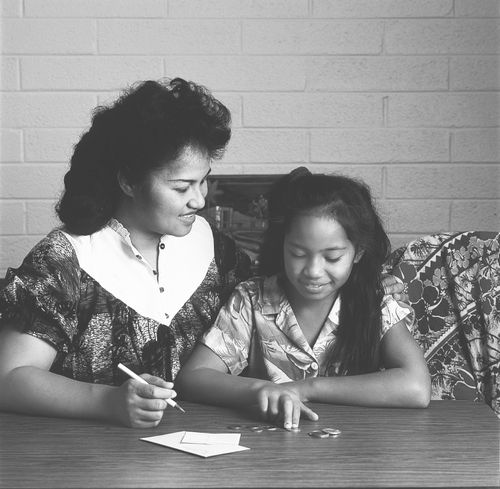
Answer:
[{"left": 384, "top": 231, "right": 500, "bottom": 417}]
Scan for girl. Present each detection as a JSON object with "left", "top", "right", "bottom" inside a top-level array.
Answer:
[{"left": 176, "top": 167, "right": 431, "bottom": 430}]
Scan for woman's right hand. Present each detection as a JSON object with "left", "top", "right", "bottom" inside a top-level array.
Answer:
[
  {"left": 110, "top": 374, "right": 176, "bottom": 428},
  {"left": 252, "top": 382, "right": 318, "bottom": 431}
]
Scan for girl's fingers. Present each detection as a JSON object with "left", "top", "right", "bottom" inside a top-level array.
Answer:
[
  {"left": 256, "top": 393, "right": 269, "bottom": 419},
  {"left": 291, "top": 401, "right": 301, "bottom": 429},
  {"left": 300, "top": 402, "right": 319, "bottom": 421},
  {"left": 266, "top": 396, "right": 280, "bottom": 420},
  {"left": 281, "top": 397, "right": 294, "bottom": 430}
]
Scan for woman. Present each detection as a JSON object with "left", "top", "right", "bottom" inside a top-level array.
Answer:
[{"left": 0, "top": 78, "right": 405, "bottom": 428}]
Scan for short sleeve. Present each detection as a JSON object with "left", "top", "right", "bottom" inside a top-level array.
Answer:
[
  {"left": 0, "top": 230, "right": 80, "bottom": 353},
  {"left": 200, "top": 282, "right": 255, "bottom": 375},
  {"left": 380, "top": 295, "right": 415, "bottom": 338}
]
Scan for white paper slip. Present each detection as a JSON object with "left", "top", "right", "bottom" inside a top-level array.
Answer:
[
  {"left": 141, "top": 431, "right": 250, "bottom": 458},
  {"left": 181, "top": 431, "right": 241, "bottom": 445}
]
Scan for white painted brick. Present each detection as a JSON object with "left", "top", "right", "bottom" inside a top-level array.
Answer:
[
  {"left": 1, "top": 0, "right": 22, "bottom": 17},
  {"left": 1, "top": 57, "right": 20, "bottom": 90},
  {"left": 210, "top": 163, "right": 245, "bottom": 175},
  {"left": 26, "top": 201, "right": 60, "bottom": 235},
  {"left": 1, "top": 164, "right": 66, "bottom": 199},
  {"left": 388, "top": 93, "right": 500, "bottom": 128},
  {"left": 243, "top": 93, "right": 382, "bottom": 128},
  {"left": 307, "top": 57, "right": 448, "bottom": 91},
  {"left": 169, "top": 0, "right": 308, "bottom": 17},
  {"left": 1, "top": 93, "right": 96, "bottom": 128},
  {"left": 243, "top": 20, "right": 383, "bottom": 54},
  {"left": 452, "top": 129, "right": 500, "bottom": 162},
  {"left": 0, "top": 235, "right": 44, "bottom": 274},
  {"left": 322, "top": 164, "right": 383, "bottom": 197},
  {"left": 0, "top": 202, "right": 25, "bottom": 234},
  {"left": 451, "top": 201, "right": 499, "bottom": 230},
  {"left": 389, "top": 234, "right": 425, "bottom": 251},
  {"left": 312, "top": 0, "right": 453, "bottom": 18},
  {"left": 24, "top": 129, "right": 82, "bottom": 162},
  {"left": 99, "top": 20, "right": 240, "bottom": 54},
  {"left": 379, "top": 200, "right": 450, "bottom": 233},
  {"left": 96, "top": 91, "right": 121, "bottom": 106},
  {"left": 450, "top": 56, "right": 500, "bottom": 90},
  {"left": 25, "top": 0, "right": 166, "bottom": 17},
  {"left": 164, "top": 56, "right": 306, "bottom": 91},
  {"left": 386, "top": 165, "right": 499, "bottom": 198},
  {"left": 455, "top": 0, "right": 500, "bottom": 17},
  {"left": 385, "top": 19, "right": 500, "bottom": 54},
  {"left": 22, "top": 57, "right": 164, "bottom": 90},
  {"left": 220, "top": 164, "right": 384, "bottom": 197},
  {"left": 1, "top": 130, "right": 22, "bottom": 162},
  {"left": 311, "top": 129, "right": 449, "bottom": 163},
  {"left": 218, "top": 163, "right": 307, "bottom": 176},
  {"left": 224, "top": 130, "right": 308, "bottom": 163},
  {"left": 2, "top": 20, "right": 96, "bottom": 54}
]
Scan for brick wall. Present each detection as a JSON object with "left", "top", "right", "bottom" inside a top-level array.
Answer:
[{"left": 1, "top": 0, "right": 499, "bottom": 276}]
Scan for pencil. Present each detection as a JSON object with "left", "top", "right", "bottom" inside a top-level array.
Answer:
[{"left": 117, "top": 363, "right": 186, "bottom": 413}]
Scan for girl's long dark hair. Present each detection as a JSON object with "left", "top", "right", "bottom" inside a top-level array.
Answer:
[{"left": 259, "top": 167, "right": 391, "bottom": 375}]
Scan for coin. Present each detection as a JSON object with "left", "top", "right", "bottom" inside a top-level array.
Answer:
[
  {"left": 227, "top": 425, "right": 244, "bottom": 430},
  {"left": 322, "top": 428, "right": 342, "bottom": 436},
  {"left": 308, "top": 430, "right": 329, "bottom": 438},
  {"left": 250, "top": 426, "right": 264, "bottom": 432},
  {"left": 289, "top": 426, "right": 301, "bottom": 432}
]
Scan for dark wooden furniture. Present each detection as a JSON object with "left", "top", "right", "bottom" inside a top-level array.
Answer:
[{"left": 0, "top": 401, "right": 498, "bottom": 488}]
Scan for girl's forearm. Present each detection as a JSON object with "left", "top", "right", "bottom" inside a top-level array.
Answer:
[
  {"left": 0, "top": 365, "right": 116, "bottom": 421},
  {"left": 298, "top": 368, "right": 430, "bottom": 408},
  {"left": 177, "top": 368, "right": 268, "bottom": 408}
]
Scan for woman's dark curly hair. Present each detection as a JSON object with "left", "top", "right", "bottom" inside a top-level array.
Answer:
[
  {"left": 259, "top": 167, "right": 391, "bottom": 375},
  {"left": 56, "top": 78, "right": 231, "bottom": 235}
]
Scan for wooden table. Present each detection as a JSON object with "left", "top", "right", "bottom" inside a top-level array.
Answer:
[{"left": 0, "top": 401, "right": 498, "bottom": 488}]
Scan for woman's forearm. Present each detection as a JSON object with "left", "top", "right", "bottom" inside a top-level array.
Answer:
[
  {"left": 0, "top": 365, "right": 116, "bottom": 421},
  {"left": 297, "top": 368, "right": 431, "bottom": 408}
]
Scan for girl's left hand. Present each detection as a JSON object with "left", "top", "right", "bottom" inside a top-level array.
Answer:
[{"left": 252, "top": 382, "right": 318, "bottom": 430}]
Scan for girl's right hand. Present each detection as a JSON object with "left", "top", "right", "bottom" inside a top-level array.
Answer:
[
  {"left": 109, "top": 374, "right": 176, "bottom": 428},
  {"left": 253, "top": 382, "right": 318, "bottom": 431}
]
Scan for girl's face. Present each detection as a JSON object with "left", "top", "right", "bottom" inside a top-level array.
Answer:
[
  {"left": 120, "top": 145, "right": 211, "bottom": 238},
  {"left": 283, "top": 213, "right": 362, "bottom": 306}
]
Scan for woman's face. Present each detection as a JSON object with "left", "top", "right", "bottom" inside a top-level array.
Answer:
[{"left": 121, "top": 145, "right": 211, "bottom": 238}]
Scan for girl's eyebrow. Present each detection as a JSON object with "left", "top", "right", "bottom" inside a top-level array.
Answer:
[
  {"left": 288, "top": 242, "right": 347, "bottom": 251},
  {"left": 168, "top": 168, "right": 212, "bottom": 183}
]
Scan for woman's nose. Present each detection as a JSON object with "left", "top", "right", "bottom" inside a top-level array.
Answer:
[{"left": 188, "top": 186, "right": 206, "bottom": 210}]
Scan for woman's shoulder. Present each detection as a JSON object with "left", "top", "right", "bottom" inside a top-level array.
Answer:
[
  {"left": 17, "top": 228, "right": 76, "bottom": 269},
  {"left": 2, "top": 228, "right": 80, "bottom": 290}
]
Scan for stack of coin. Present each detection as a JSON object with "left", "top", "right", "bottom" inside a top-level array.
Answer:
[{"left": 308, "top": 427, "right": 342, "bottom": 439}]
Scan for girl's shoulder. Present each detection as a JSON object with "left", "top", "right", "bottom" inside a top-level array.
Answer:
[{"left": 233, "top": 275, "right": 266, "bottom": 294}]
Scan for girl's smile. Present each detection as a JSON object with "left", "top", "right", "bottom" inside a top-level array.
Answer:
[{"left": 283, "top": 213, "right": 362, "bottom": 307}]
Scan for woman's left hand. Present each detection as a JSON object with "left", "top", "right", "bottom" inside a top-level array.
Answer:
[{"left": 381, "top": 274, "right": 408, "bottom": 303}]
